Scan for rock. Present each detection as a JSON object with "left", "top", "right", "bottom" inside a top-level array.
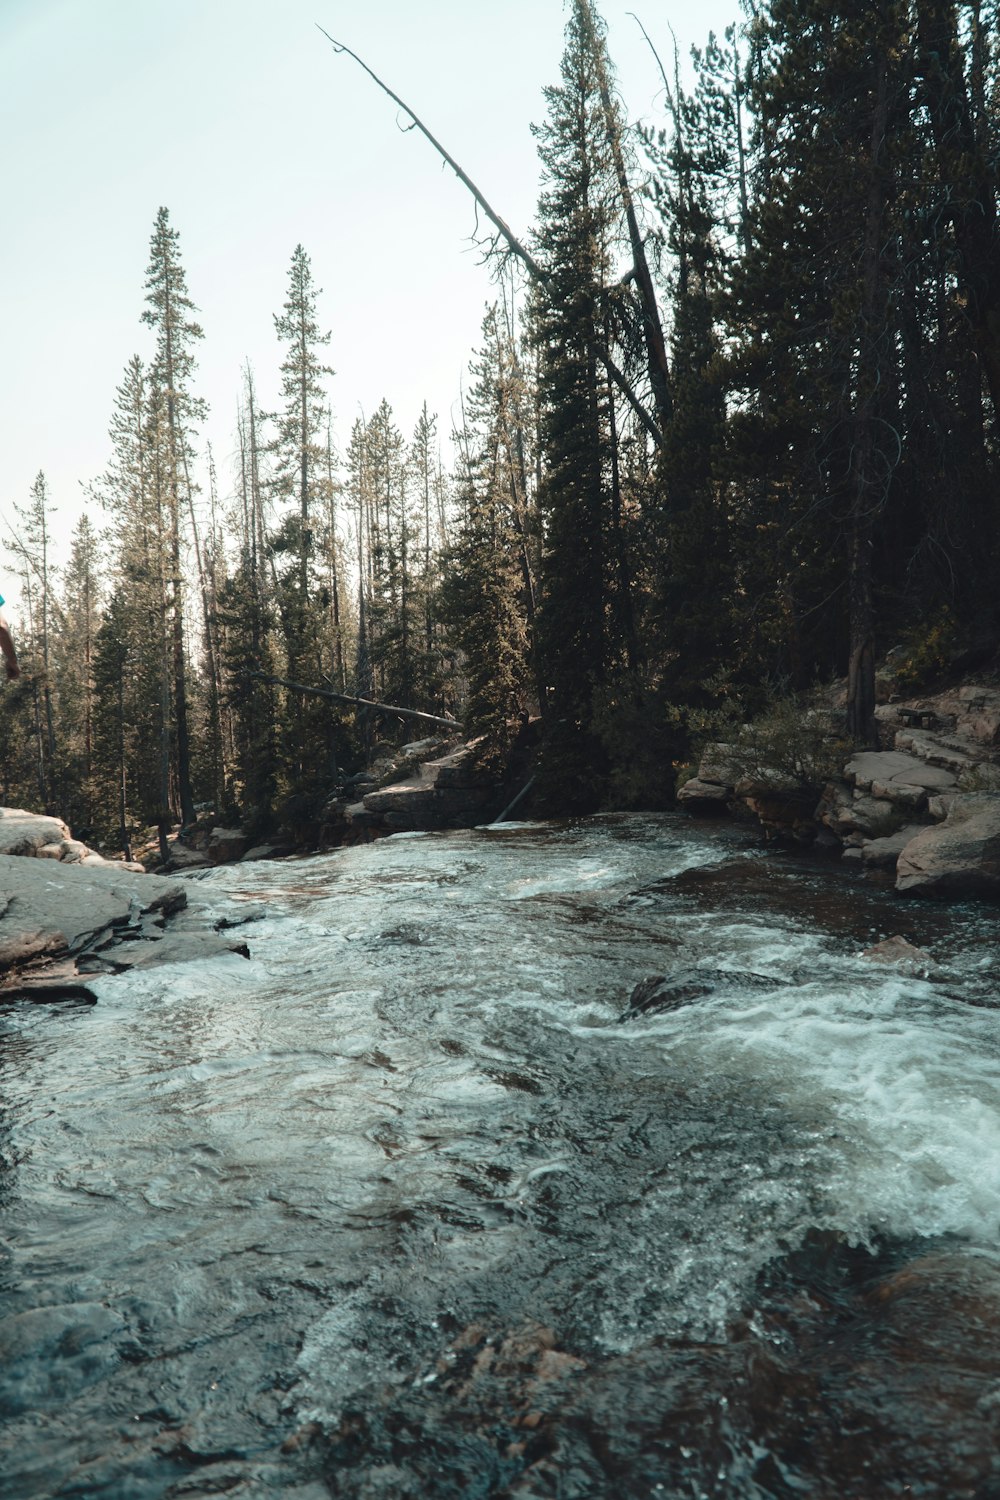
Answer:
[
  {"left": 697, "top": 744, "right": 742, "bottom": 789},
  {"left": 846, "top": 750, "right": 925, "bottom": 790},
  {"left": 869, "top": 780, "right": 927, "bottom": 809},
  {"left": 825, "top": 791, "right": 902, "bottom": 839},
  {"left": 36, "top": 843, "right": 64, "bottom": 860},
  {"left": 207, "top": 826, "right": 250, "bottom": 864},
  {"left": 620, "top": 967, "right": 787, "bottom": 1021},
  {"left": 734, "top": 769, "right": 805, "bottom": 798},
  {"left": 846, "top": 750, "right": 955, "bottom": 794},
  {"left": 0, "top": 857, "right": 186, "bottom": 978},
  {"left": 58, "top": 838, "right": 90, "bottom": 864},
  {"left": 162, "top": 844, "right": 211, "bottom": 871},
  {"left": 427, "top": 745, "right": 493, "bottom": 790},
  {"left": 894, "top": 728, "right": 983, "bottom": 776},
  {"left": 860, "top": 825, "right": 927, "bottom": 869},
  {"left": 896, "top": 794, "right": 1000, "bottom": 899},
  {"left": 241, "top": 842, "right": 290, "bottom": 862},
  {"left": 958, "top": 762, "right": 1000, "bottom": 793},
  {"left": 107, "top": 930, "right": 251, "bottom": 970},
  {"left": 676, "top": 777, "right": 731, "bottom": 808},
  {"left": 362, "top": 782, "right": 490, "bottom": 830},
  {"left": 957, "top": 686, "right": 1000, "bottom": 745},
  {"left": 400, "top": 736, "right": 449, "bottom": 758},
  {"left": 860, "top": 935, "right": 941, "bottom": 977},
  {"left": 742, "top": 789, "right": 819, "bottom": 841},
  {"left": 0, "top": 808, "right": 71, "bottom": 856}
]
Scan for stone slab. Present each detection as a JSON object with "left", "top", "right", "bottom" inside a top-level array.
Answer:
[{"left": 896, "top": 794, "right": 1000, "bottom": 899}]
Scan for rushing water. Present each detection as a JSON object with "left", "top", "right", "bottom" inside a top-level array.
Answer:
[{"left": 2, "top": 814, "right": 999, "bottom": 1499}]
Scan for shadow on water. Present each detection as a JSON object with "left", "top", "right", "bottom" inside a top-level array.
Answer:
[{"left": 313, "top": 1230, "right": 1000, "bottom": 1500}]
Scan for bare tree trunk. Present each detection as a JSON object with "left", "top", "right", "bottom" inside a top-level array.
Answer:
[
  {"left": 321, "top": 27, "right": 668, "bottom": 450},
  {"left": 578, "top": 0, "right": 673, "bottom": 432}
]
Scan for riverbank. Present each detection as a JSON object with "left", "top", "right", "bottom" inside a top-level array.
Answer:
[
  {"left": 677, "top": 680, "right": 1000, "bottom": 901},
  {"left": 0, "top": 809, "right": 260, "bottom": 999}
]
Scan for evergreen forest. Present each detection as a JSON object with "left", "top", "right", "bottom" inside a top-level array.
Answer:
[{"left": 4, "top": 0, "right": 998, "bottom": 854}]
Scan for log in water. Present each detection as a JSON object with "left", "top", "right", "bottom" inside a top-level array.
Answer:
[{"left": 1, "top": 815, "right": 997, "bottom": 1497}]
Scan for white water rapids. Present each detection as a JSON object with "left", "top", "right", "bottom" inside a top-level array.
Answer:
[{"left": 1, "top": 814, "right": 998, "bottom": 1498}]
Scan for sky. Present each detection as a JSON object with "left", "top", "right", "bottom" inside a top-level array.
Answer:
[{"left": 0, "top": 0, "right": 738, "bottom": 601}]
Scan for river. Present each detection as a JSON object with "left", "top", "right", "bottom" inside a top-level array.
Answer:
[{"left": 2, "top": 814, "right": 999, "bottom": 1498}]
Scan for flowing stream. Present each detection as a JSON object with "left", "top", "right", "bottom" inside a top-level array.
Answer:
[{"left": 2, "top": 814, "right": 999, "bottom": 1498}]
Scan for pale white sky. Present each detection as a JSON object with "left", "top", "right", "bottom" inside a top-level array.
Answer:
[{"left": 0, "top": 0, "right": 737, "bottom": 597}]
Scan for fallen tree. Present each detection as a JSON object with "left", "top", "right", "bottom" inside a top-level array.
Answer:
[{"left": 247, "top": 672, "right": 463, "bottom": 732}]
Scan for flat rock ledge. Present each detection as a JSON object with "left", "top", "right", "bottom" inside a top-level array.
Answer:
[
  {"left": 333, "top": 743, "right": 495, "bottom": 836},
  {"left": 0, "top": 837, "right": 255, "bottom": 1002},
  {"left": 677, "top": 686, "right": 1000, "bottom": 901},
  {"left": 0, "top": 807, "right": 145, "bottom": 870}
]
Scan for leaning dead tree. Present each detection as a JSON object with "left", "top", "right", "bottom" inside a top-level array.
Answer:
[
  {"left": 247, "top": 672, "right": 462, "bottom": 732},
  {"left": 318, "top": 25, "right": 671, "bottom": 451}
]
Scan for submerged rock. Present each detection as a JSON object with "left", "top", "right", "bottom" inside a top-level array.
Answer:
[
  {"left": 620, "top": 967, "right": 787, "bottom": 1021},
  {"left": 860, "top": 934, "right": 942, "bottom": 977}
]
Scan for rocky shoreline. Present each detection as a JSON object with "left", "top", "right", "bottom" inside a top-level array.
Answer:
[
  {"left": 0, "top": 811, "right": 258, "bottom": 1002},
  {"left": 678, "top": 683, "right": 1000, "bottom": 900},
  {"left": 2, "top": 682, "right": 996, "bottom": 1002}
]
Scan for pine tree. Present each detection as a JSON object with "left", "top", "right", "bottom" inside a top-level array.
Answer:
[
  {"left": 442, "top": 307, "right": 534, "bottom": 769},
  {"left": 530, "top": 0, "right": 618, "bottom": 810},
  {"left": 142, "top": 206, "right": 206, "bottom": 826},
  {"left": 641, "top": 32, "right": 737, "bottom": 708},
  {"left": 271, "top": 245, "right": 334, "bottom": 658},
  {"left": 14, "top": 472, "right": 58, "bottom": 810},
  {"left": 91, "top": 353, "right": 172, "bottom": 850},
  {"left": 51, "top": 513, "right": 103, "bottom": 831}
]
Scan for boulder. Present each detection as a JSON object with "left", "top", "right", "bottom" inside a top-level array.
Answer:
[
  {"left": 742, "top": 790, "right": 819, "bottom": 841},
  {"left": 821, "top": 787, "right": 902, "bottom": 839},
  {"left": 676, "top": 776, "right": 731, "bottom": 808},
  {"left": 162, "top": 844, "right": 211, "bottom": 871},
  {"left": 846, "top": 750, "right": 927, "bottom": 791},
  {"left": 400, "top": 736, "right": 448, "bottom": 758},
  {"left": 894, "top": 728, "right": 983, "bottom": 776},
  {"left": 846, "top": 750, "right": 956, "bottom": 794},
  {"left": 958, "top": 762, "right": 1000, "bottom": 793},
  {"left": 426, "top": 745, "right": 493, "bottom": 790},
  {"left": 896, "top": 794, "right": 1000, "bottom": 899},
  {"left": 957, "top": 686, "right": 1000, "bottom": 745},
  {"left": 860, "top": 935, "right": 941, "bottom": 978},
  {"left": 859, "top": 825, "right": 927, "bottom": 869},
  {"left": 106, "top": 930, "right": 251, "bottom": 970},
  {"left": 620, "top": 967, "right": 787, "bottom": 1021},
  {"left": 697, "top": 744, "right": 742, "bottom": 789},
  {"left": 0, "top": 808, "right": 71, "bottom": 857},
  {"left": 869, "top": 780, "right": 927, "bottom": 809},
  {"left": 241, "top": 843, "right": 289, "bottom": 862},
  {"left": 207, "top": 827, "right": 250, "bottom": 864},
  {"left": 362, "top": 783, "right": 489, "bottom": 829},
  {"left": 58, "top": 839, "right": 89, "bottom": 864}
]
